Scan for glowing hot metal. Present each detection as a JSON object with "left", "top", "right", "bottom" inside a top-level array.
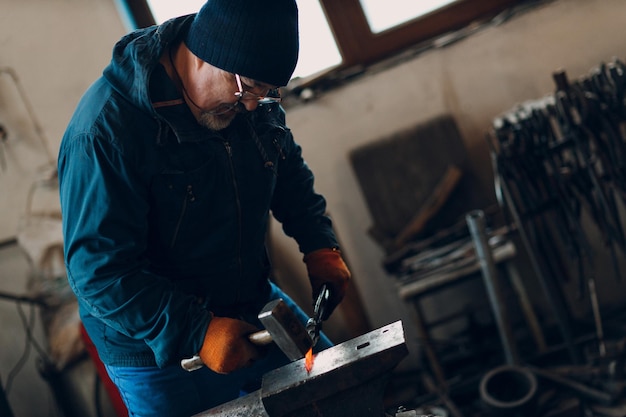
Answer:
[{"left": 304, "top": 347, "right": 314, "bottom": 373}]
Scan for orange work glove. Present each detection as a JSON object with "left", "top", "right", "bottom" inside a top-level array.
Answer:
[
  {"left": 303, "top": 247, "right": 351, "bottom": 320},
  {"left": 198, "top": 316, "right": 261, "bottom": 374}
]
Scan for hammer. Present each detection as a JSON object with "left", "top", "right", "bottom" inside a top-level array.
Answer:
[{"left": 181, "top": 298, "right": 312, "bottom": 371}]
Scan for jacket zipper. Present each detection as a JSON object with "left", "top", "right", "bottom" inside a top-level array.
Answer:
[
  {"left": 224, "top": 141, "right": 243, "bottom": 302},
  {"left": 170, "top": 184, "right": 195, "bottom": 248}
]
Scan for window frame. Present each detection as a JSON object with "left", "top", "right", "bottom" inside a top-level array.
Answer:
[
  {"left": 321, "top": 0, "right": 522, "bottom": 68},
  {"left": 121, "top": 0, "right": 523, "bottom": 83}
]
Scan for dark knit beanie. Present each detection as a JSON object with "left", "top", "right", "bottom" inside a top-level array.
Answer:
[{"left": 185, "top": 0, "right": 299, "bottom": 87}]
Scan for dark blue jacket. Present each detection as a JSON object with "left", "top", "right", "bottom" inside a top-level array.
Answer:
[{"left": 58, "top": 15, "right": 337, "bottom": 367}]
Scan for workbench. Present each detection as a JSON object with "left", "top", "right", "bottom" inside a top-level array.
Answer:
[{"left": 394, "top": 227, "right": 544, "bottom": 389}]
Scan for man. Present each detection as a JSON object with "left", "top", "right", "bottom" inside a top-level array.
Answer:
[{"left": 57, "top": 0, "right": 351, "bottom": 415}]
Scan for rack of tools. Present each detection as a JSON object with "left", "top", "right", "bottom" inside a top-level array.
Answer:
[{"left": 487, "top": 57, "right": 626, "bottom": 365}]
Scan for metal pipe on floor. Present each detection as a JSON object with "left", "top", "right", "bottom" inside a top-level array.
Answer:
[{"left": 466, "top": 209, "right": 519, "bottom": 365}]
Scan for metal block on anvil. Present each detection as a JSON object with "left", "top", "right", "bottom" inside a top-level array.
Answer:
[
  {"left": 262, "top": 320, "right": 408, "bottom": 417},
  {"left": 195, "top": 390, "right": 268, "bottom": 417},
  {"left": 194, "top": 321, "right": 408, "bottom": 417}
]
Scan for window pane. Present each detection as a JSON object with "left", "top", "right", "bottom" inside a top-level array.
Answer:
[
  {"left": 294, "top": 0, "right": 342, "bottom": 79},
  {"left": 360, "top": 0, "right": 458, "bottom": 33},
  {"left": 146, "top": 0, "right": 205, "bottom": 23},
  {"left": 146, "top": 0, "right": 341, "bottom": 80}
]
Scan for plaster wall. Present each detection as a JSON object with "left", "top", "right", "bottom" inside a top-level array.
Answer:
[
  {"left": 0, "top": 0, "right": 125, "bottom": 158},
  {"left": 0, "top": 0, "right": 125, "bottom": 415}
]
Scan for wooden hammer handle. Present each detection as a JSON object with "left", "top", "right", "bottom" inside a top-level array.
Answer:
[
  {"left": 181, "top": 329, "right": 273, "bottom": 372},
  {"left": 248, "top": 329, "right": 272, "bottom": 345}
]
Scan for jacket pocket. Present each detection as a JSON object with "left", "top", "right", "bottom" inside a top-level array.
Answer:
[{"left": 148, "top": 154, "right": 234, "bottom": 259}]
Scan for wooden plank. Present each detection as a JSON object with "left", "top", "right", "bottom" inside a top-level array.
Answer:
[{"left": 393, "top": 165, "right": 463, "bottom": 249}]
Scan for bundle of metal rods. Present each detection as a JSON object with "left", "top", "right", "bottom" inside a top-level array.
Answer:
[{"left": 487, "top": 58, "right": 626, "bottom": 363}]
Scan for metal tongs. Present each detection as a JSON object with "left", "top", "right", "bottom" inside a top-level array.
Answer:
[{"left": 306, "top": 283, "right": 330, "bottom": 347}]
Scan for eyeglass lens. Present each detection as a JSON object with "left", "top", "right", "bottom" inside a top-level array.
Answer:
[{"left": 235, "top": 74, "right": 281, "bottom": 104}]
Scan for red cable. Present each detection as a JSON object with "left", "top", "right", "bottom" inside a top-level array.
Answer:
[{"left": 79, "top": 324, "right": 129, "bottom": 417}]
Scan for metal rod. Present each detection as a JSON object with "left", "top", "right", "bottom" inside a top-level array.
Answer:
[
  {"left": 504, "top": 264, "right": 547, "bottom": 353},
  {"left": 0, "top": 290, "right": 47, "bottom": 306},
  {"left": 410, "top": 300, "right": 448, "bottom": 389},
  {"left": 497, "top": 169, "right": 582, "bottom": 364},
  {"left": 529, "top": 366, "right": 615, "bottom": 405},
  {"left": 587, "top": 277, "right": 606, "bottom": 357},
  {"left": 466, "top": 209, "right": 519, "bottom": 365}
]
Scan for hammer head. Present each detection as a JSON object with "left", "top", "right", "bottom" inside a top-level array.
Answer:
[{"left": 258, "top": 299, "right": 312, "bottom": 361}]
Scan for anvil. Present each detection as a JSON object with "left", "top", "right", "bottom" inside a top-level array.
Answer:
[{"left": 194, "top": 320, "right": 408, "bottom": 417}]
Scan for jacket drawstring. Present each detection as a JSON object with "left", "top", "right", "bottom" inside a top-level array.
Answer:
[{"left": 245, "top": 118, "right": 279, "bottom": 176}]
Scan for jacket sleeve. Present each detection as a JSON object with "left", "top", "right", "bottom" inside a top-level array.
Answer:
[
  {"left": 270, "top": 128, "right": 339, "bottom": 255},
  {"left": 58, "top": 131, "right": 210, "bottom": 367}
]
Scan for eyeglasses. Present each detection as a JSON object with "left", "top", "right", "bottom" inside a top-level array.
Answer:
[
  {"left": 234, "top": 74, "right": 282, "bottom": 105},
  {"left": 204, "top": 74, "right": 282, "bottom": 115}
]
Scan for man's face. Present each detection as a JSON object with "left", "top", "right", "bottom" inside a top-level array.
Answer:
[
  {"left": 183, "top": 66, "right": 241, "bottom": 131},
  {"left": 184, "top": 62, "right": 275, "bottom": 131}
]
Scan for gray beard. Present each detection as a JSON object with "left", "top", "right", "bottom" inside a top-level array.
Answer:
[
  {"left": 197, "top": 102, "right": 245, "bottom": 131},
  {"left": 197, "top": 112, "right": 235, "bottom": 131}
]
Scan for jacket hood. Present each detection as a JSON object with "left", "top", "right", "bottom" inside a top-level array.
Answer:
[{"left": 103, "top": 15, "right": 194, "bottom": 115}]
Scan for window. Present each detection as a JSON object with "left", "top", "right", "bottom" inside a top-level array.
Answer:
[
  {"left": 360, "top": 0, "right": 458, "bottom": 34},
  {"left": 121, "top": 0, "right": 522, "bottom": 83}
]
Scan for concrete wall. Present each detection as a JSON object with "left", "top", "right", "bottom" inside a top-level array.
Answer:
[{"left": 2, "top": 0, "right": 626, "bottom": 413}]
